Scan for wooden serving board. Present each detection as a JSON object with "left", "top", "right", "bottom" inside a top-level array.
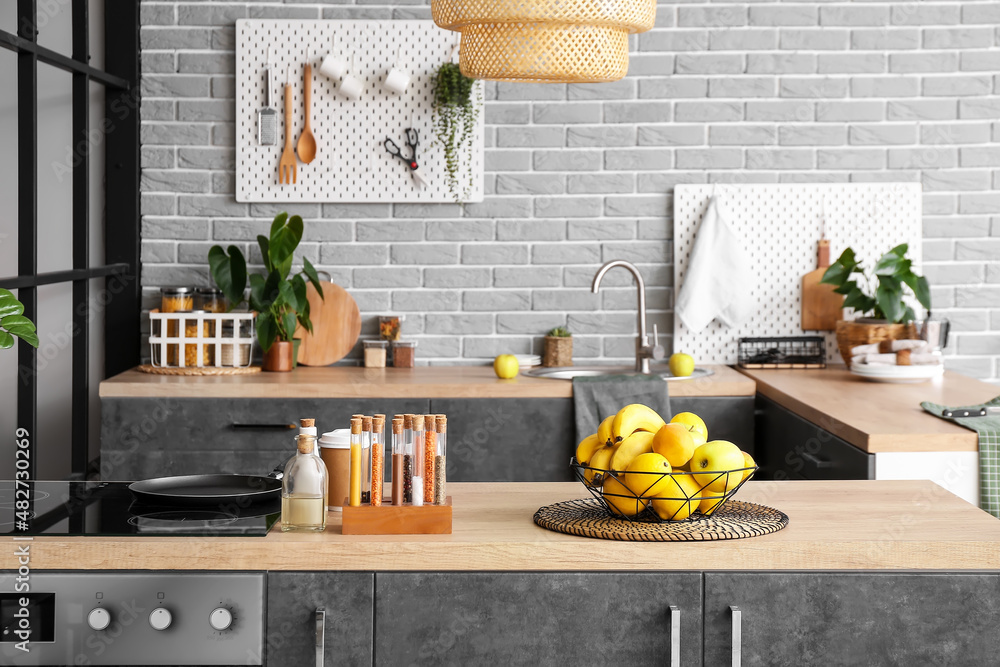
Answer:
[
  {"left": 295, "top": 281, "right": 361, "bottom": 367},
  {"left": 801, "top": 239, "right": 843, "bottom": 331}
]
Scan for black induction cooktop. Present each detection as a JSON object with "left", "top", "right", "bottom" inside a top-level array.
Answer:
[{"left": 0, "top": 481, "right": 279, "bottom": 537}]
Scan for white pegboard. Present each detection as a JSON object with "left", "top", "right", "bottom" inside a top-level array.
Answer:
[
  {"left": 673, "top": 183, "right": 923, "bottom": 365},
  {"left": 235, "top": 20, "right": 484, "bottom": 203}
]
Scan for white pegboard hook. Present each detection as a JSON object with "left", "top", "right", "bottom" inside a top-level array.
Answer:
[{"left": 449, "top": 39, "right": 460, "bottom": 64}]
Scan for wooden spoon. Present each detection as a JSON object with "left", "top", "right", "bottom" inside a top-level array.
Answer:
[{"left": 296, "top": 64, "right": 317, "bottom": 164}]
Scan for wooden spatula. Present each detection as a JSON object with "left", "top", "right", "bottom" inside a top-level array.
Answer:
[{"left": 801, "top": 239, "right": 843, "bottom": 331}]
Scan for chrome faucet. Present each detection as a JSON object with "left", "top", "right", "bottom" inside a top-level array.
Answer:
[{"left": 591, "top": 260, "right": 665, "bottom": 374}]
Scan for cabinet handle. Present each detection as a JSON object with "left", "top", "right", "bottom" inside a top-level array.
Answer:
[
  {"left": 231, "top": 422, "right": 296, "bottom": 430},
  {"left": 801, "top": 452, "right": 834, "bottom": 469},
  {"left": 669, "top": 605, "right": 681, "bottom": 666},
  {"left": 730, "top": 605, "right": 741, "bottom": 667},
  {"left": 315, "top": 607, "right": 325, "bottom": 667}
]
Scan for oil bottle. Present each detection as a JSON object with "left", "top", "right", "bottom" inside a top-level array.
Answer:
[{"left": 281, "top": 418, "right": 329, "bottom": 532}]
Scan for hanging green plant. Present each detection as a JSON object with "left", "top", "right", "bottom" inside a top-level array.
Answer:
[
  {"left": 0, "top": 289, "right": 38, "bottom": 350},
  {"left": 432, "top": 62, "right": 479, "bottom": 202}
]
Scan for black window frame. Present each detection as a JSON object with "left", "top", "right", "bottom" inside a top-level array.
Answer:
[{"left": 0, "top": 0, "right": 140, "bottom": 479}]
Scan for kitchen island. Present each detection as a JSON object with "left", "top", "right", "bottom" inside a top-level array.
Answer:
[{"left": 4, "top": 481, "right": 999, "bottom": 666}]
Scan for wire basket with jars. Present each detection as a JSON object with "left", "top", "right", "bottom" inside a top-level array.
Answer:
[
  {"left": 569, "top": 457, "right": 758, "bottom": 523},
  {"left": 149, "top": 309, "right": 256, "bottom": 369}
]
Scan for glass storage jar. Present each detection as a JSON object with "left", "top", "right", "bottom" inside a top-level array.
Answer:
[
  {"left": 364, "top": 340, "right": 388, "bottom": 368},
  {"left": 391, "top": 341, "right": 416, "bottom": 368}
]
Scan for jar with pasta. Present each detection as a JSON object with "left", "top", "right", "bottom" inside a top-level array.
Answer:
[
  {"left": 160, "top": 287, "right": 193, "bottom": 365},
  {"left": 195, "top": 287, "right": 227, "bottom": 313},
  {"left": 182, "top": 311, "right": 213, "bottom": 367}
]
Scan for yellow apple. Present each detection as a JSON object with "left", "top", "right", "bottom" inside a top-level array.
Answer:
[
  {"left": 650, "top": 474, "right": 702, "bottom": 521},
  {"left": 670, "top": 412, "right": 708, "bottom": 443},
  {"left": 493, "top": 354, "right": 519, "bottom": 379},
  {"left": 690, "top": 440, "right": 745, "bottom": 494},
  {"left": 668, "top": 353, "right": 695, "bottom": 377},
  {"left": 623, "top": 452, "right": 672, "bottom": 498},
  {"left": 652, "top": 423, "right": 697, "bottom": 468},
  {"left": 741, "top": 451, "right": 757, "bottom": 483},
  {"left": 603, "top": 476, "right": 645, "bottom": 518}
]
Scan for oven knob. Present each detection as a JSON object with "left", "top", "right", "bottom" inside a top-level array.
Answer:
[
  {"left": 209, "top": 607, "right": 233, "bottom": 631},
  {"left": 149, "top": 608, "right": 172, "bottom": 631},
  {"left": 88, "top": 607, "right": 111, "bottom": 631}
]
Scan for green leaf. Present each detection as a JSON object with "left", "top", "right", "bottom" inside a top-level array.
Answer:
[
  {"left": 248, "top": 274, "right": 266, "bottom": 312},
  {"left": 256, "top": 311, "right": 277, "bottom": 353},
  {"left": 0, "top": 290, "right": 24, "bottom": 319},
  {"left": 877, "top": 283, "right": 904, "bottom": 323},
  {"left": 903, "top": 274, "right": 932, "bottom": 311},
  {"left": 843, "top": 287, "right": 876, "bottom": 314},
  {"left": 1, "top": 315, "right": 35, "bottom": 331},
  {"left": 835, "top": 248, "right": 858, "bottom": 272},
  {"left": 259, "top": 271, "right": 281, "bottom": 309},
  {"left": 302, "top": 257, "right": 324, "bottom": 301},
  {"left": 878, "top": 275, "right": 901, "bottom": 293},
  {"left": 902, "top": 306, "right": 917, "bottom": 323},
  {"left": 4, "top": 323, "right": 37, "bottom": 339},
  {"left": 208, "top": 245, "right": 247, "bottom": 306},
  {"left": 290, "top": 275, "right": 308, "bottom": 313},
  {"left": 888, "top": 243, "right": 908, "bottom": 257},
  {"left": 282, "top": 311, "right": 297, "bottom": 342},
  {"left": 257, "top": 235, "right": 272, "bottom": 274},
  {"left": 269, "top": 213, "right": 288, "bottom": 241},
  {"left": 11, "top": 329, "right": 38, "bottom": 348},
  {"left": 277, "top": 280, "right": 297, "bottom": 311},
  {"left": 873, "top": 253, "right": 903, "bottom": 276},
  {"left": 820, "top": 262, "right": 850, "bottom": 287},
  {"left": 0, "top": 330, "right": 12, "bottom": 349},
  {"left": 268, "top": 214, "right": 303, "bottom": 270}
]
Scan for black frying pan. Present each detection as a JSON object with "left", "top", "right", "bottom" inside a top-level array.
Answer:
[{"left": 128, "top": 473, "right": 281, "bottom": 507}]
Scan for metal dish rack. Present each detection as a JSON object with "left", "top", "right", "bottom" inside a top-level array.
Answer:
[
  {"left": 149, "top": 310, "right": 256, "bottom": 368},
  {"left": 738, "top": 336, "right": 826, "bottom": 369}
]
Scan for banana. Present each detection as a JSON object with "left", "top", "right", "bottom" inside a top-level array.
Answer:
[
  {"left": 609, "top": 430, "right": 655, "bottom": 472},
  {"left": 597, "top": 414, "right": 616, "bottom": 447},
  {"left": 574, "top": 433, "right": 602, "bottom": 466},
  {"left": 612, "top": 404, "right": 665, "bottom": 442},
  {"left": 584, "top": 444, "right": 616, "bottom": 487}
]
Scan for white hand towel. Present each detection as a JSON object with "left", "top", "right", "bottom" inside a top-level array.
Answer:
[{"left": 676, "top": 195, "right": 756, "bottom": 332}]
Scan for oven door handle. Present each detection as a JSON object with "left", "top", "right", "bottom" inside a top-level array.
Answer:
[{"left": 315, "top": 607, "right": 325, "bottom": 667}]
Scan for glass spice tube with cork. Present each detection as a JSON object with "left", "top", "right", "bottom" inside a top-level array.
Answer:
[
  {"left": 391, "top": 417, "right": 404, "bottom": 506},
  {"left": 423, "top": 414, "right": 437, "bottom": 504},
  {"left": 371, "top": 416, "right": 385, "bottom": 506},
  {"left": 361, "top": 416, "right": 373, "bottom": 504},
  {"left": 434, "top": 415, "right": 447, "bottom": 505},
  {"left": 402, "top": 414, "right": 414, "bottom": 503},
  {"left": 348, "top": 417, "right": 362, "bottom": 507},
  {"left": 411, "top": 415, "right": 424, "bottom": 506}
]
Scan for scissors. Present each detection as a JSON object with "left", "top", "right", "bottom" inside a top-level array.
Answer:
[{"left": 384, "top": 128, "right": 430, "bottom": 188}]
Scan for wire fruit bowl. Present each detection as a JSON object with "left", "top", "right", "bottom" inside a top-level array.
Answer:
[{"left": 570, "top": 458, "right": 758, "bottom": 523}]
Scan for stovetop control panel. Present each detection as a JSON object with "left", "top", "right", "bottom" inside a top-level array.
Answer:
[{"left": 0, "top": 572, "right": 263, "bottom": 665}]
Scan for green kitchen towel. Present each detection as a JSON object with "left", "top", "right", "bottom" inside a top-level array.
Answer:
[
  {"left": 573, "top": 374, "right": 670, "bottom": 447},
  {"left": 921, "top": 395, "right": 1000, "bottom": 519}
]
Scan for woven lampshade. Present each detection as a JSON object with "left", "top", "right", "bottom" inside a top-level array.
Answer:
[{"left": 432, "top": 0, "right": 656, "bottom": 83}]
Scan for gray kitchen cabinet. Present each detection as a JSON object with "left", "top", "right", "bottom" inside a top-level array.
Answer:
[
  {"left": 266, "top": 572, "right": 373, "bottom": 667},
  {"left": 374, "top": 572, "right": 702, "bottom": 666},
  {"left": 100, "top": 398, "right": 429, "bottom": 479},
  {"left": 702, "top": 572, "right": 1000, "bottom": 667},
  {"left": 754, "top": 394, "right": 873, "bottom": 481}
]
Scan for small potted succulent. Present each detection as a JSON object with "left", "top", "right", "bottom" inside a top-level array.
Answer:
[
  {"left": 208, "top": 213, "right": 323, "bottom": 372},
  {"left": 0, "top": 289, "right": 38, "bottom": 350},
  {"left": 820, "top": 243, "right": 930, "bottom": 366},
  {"left": 543, "top": 326, "right": 573, "bottom": 367}
]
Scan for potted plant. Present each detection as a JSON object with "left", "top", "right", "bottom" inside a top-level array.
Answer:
[
  {"left": 0, "top": 289, "right": 38, "bottom": 350},
  {"left": 208, "top": 213, "right": 323, "bottom": 372},
  {"left": 820, "top": 244, "right": 931, "bottom": 366},
  {"left": 432, "top": 61, "right": 479, "bottom": 202},
  {"left": 543, "top": 326, "right": 573, "bottom": 367}
]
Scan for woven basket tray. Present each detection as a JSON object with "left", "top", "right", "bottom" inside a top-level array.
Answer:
[
  {"left": 136, "top": 364, "right": 261, "bottom": 376},
  {"left": 534, "top": 498, "right": 788, "bottom": 542}
]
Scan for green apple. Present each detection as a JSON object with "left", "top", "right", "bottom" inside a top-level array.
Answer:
[
  {"left": 690, "top": 440, "right": 745, "bottom": 494},
  {"left": 669, "top": 353, "right": 695, "bottom": 377}
]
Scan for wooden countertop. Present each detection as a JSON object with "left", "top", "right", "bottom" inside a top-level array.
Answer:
[
  {"left": 739, "top": 366, "right": 999, "bottom": 453},
  {"left": 98, "top": 364, "right": 754, "bottom": 399},
  {"left": 6, "top": 481, "right": 999, "bottom": 571}
]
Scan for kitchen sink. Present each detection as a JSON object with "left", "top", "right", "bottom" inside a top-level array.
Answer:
[{"left": 523, "top": 366, "right": 714, "bottom": 381}]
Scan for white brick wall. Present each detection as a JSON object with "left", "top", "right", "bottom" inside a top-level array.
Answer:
[{"left": 139, "top": 0, "right": 1000, "bottom": 379}]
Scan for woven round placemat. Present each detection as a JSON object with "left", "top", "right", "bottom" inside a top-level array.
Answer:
[
  {"left": 533, "top": 498, "right": 788, "bottom": 542},
  {"left": 136, "top": 364, "right": 261, "bottom": 376}
]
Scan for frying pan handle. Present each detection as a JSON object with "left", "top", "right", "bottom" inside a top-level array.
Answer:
[
  {"left": 231, "top": 423, "right": 296, "bottom": 430},
  {"left": 270, "top": 461, "right": 286, "bottom": 481}
]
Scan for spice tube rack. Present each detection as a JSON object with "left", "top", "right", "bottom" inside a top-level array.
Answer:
[
  {"left": 341, "top": 495, "right": 452, "bottom": 535},
  {"left": 148, "top": 310, "right": 256, "bottom": 368}
]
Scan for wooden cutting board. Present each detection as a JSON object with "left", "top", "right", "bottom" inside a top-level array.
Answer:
[
  {"left": 295, "top": 281, "right": 362, "bottom": 366},
  {"left": 801, "top": 239, "right": 843, "bottom": 331}
]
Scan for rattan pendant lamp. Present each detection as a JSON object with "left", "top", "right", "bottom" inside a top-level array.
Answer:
[{"left": 432, "top": 0, "right": 656, "bottom": 83}]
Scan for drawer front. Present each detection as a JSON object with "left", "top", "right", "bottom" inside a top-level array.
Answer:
[
  {"left": 429, "top": 398, "right": 576, "bottom": 482},
  {"left": 100, "top": 397, "right": 429, "bottom": 479},
  {"left": 755, "top": 395, "right": 873, "bottom": 481}
]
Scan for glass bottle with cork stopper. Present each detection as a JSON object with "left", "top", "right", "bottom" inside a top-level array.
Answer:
[
  {"left": 281, "top": 418, "right": 329, "bottom": 532},
  {"left": 391, "top": 417, "right": 404, "bottom": 506}
]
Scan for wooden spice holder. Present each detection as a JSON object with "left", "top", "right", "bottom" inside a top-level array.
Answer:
[{"left": 341, "top": 497, "right": 453, "bottom": 535}]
